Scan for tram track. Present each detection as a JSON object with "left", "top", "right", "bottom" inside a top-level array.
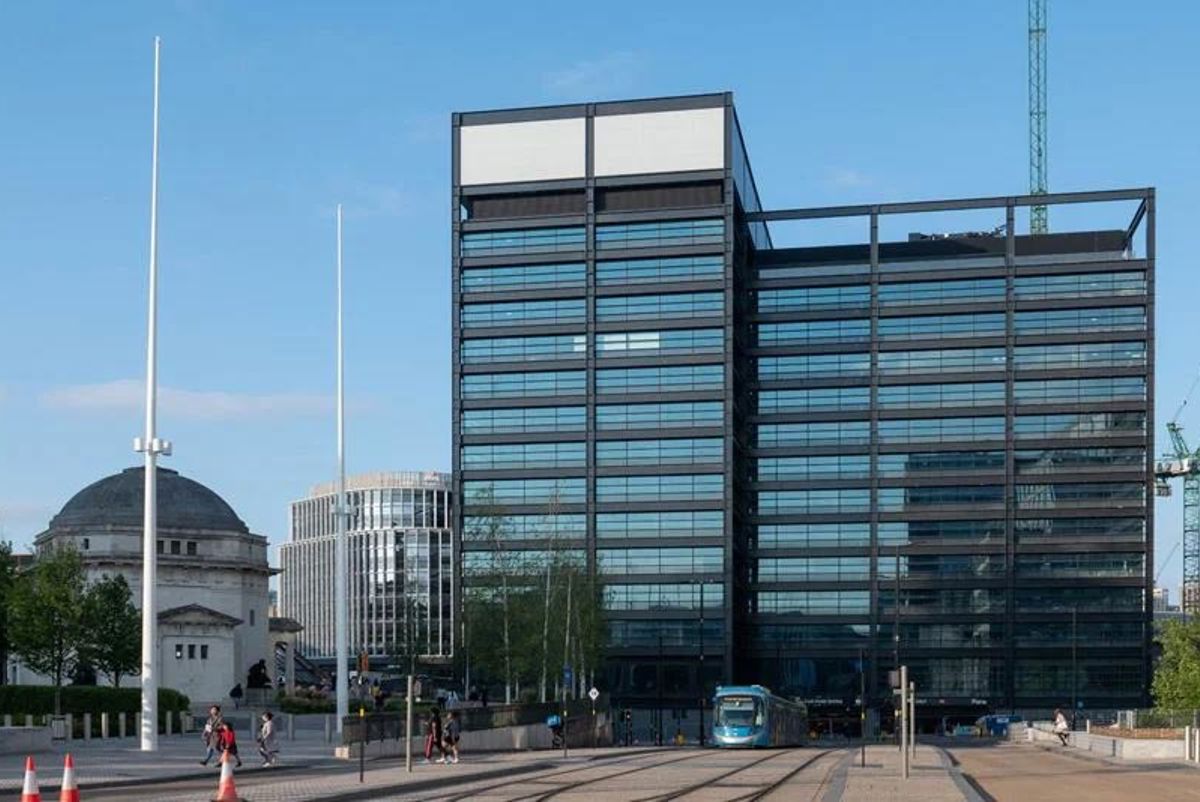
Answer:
[
  {"left": 635, "top": 747, "right": 838, "bottom": 802},
  {"left": 728, "top": 748, "right": 846, "bottom": 802}
]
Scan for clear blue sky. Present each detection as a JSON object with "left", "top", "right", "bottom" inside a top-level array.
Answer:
[{"left": 1, "top": 1, "right": 1196, "bottom": 590}]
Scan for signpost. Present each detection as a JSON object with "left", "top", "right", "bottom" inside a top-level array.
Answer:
[{"left": 588, "top": 687, "right": 599, "bottom": 749}]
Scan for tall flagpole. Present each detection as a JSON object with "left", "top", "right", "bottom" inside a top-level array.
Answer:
[
  {"left": 334, "top": 204, "right": 349, "bottom": 731},
  {"left": 134, "top": 35, "right": 171, "bottom": 753}
]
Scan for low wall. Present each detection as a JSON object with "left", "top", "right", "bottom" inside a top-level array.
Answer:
[
  {"left": 0, "top": 727, "right": 52, "bottom": 755},
  {"left": 335, "top": 712, "right": 611, "bottom": 760},
  {"left": 1026, "top": 722, "right": 1184, "bottom": 760}
]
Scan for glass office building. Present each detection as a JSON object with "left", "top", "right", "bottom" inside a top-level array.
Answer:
[{"left": 452, "top": 93, "right": 1155, "bottom": 724}]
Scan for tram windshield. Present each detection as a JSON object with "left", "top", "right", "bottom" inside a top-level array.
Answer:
[{"left": 715, "top": 696, "right": 764, "bottom": 728}]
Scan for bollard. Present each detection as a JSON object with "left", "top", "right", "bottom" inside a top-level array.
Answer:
[
  {"left": 1086, "top": 719, "right": 1091, "bottom": 734},
  {"left": 101, "top": 713, "right": 110, "bottom": 739},
  {"left": 2, "top": 714, "right": 9, "bottom": 728},
  {"left": 1186, "top": 726, "right": 1192, "bottom": 763},
  {"left": 25, "top": 714, "right": 33, "bottom": 728},
  {"left": 165, "top": 711, "right": 172, "bottom": 736},
  {"left": 83, "top": 713, "right": 92, "bottom": 741},
  {"left": 65, "top": 713, "right": 73, "bottom": 741},
  {"left": 288, "top": 714, "right": 295, "bottom": 741},
  {"left": 118, "top": 713, "right": 126, "bottom": 739},
  {"left": 324, "top": 714, "right": 332, "bottom": 744}
]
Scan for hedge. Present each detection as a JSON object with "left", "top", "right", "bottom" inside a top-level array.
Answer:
[
  {"left": 277, "top": 695, "right": 335, "bottom": 714},
  {"left": 0, "top": 685, "right": 190, "bottom": 716}
]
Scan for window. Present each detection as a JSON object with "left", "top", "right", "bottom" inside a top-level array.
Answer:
[
  {"left": 878, "top": 348, "right": 1006, "bottom": 375},
  {"left": 757, "top": 590, "right": 869, "bottom": 615},
  {"left": 1015, "top": 447, "right": 1145, "bottom": 474},
  {"left": 461, "top": 406, "right": 586, "bottom": 434},
  {"left": 596, "top": 438, "right": 723, "bottom": 467},
  {"left": 174, "top": 644, "right": 183, "bottom": 659},
  {"left": 878, "top": 485, "right": 1005, "bottom": 511},
  {"left": 879, "top": 588, "right": 1006, "bottom": 615},
  {"left": 1014, "top": 341, "right": 1145, "bottom": 371},
  {"left": 757, "top": 319, "right": 869, "bottom": 346},
  {"left": 1014, "top": 377, "right": 1146, "bottom": 404},
  {"left": 596, "top": 256, "right": 724, "bottom": 285},
  {"left": 1014, "top": 516, "right": 1144, "bottom": 544},
  {"left": 188, "top": 644, "right": 196, "bottom": 659},
  {"left": 461, "top": 334, "right": 585, "bottom": 364},
  {"left": 1013, "top": 411, "right": 1146, "bottom": 439},
  {"left": 461, "top": 370, "right": 585, "bottom": 399},
  {"left": 758, "top": 353, "right": 869, "bottom": 380},
  {"left": 460, "top": 226, "right": 585, "bottom": 256},
  {"left": 596, "top": 510, "right": 724, "bottom": 540},
  {"left": 878, "top": 278, "right": 1006, "bottom": 306},
  {"left": 1015, "top": 482, "right": 1145, "bottom": 510},
  {"left": 596, "top": 474, "right": 723, "bottom": 503},
  {"left": 200, "top": 645, "right": 209, "bottom": 660},
  {"left": 877, "top": 382, "right": 1006, "bottom": 409},
  {"left": 170, "top": 540, "right": 181, "bottom": 555},
  {"left": 757, "top": 421, "right": 869, "bottom": 447},
  {"left": 250, "top": 610, "right": 255, "bottom": 626},
  {"left": 878, "top": 313, "right": 1005, "bottom": 340},
  {"left": 461, "top": 298, "right": 585, "bottom": 328},
  {"left": 461, "top": 442, "right": 586, "bottom": 470},
  {"left": 881, "top": 554, "right": 1005, "bottom": 579},
  {"left": 596, "top": 329, "right": 723, "bottom": 357},
  {"left": 756, "top": 285, "right": 870, "bottom": 313},
  {"left": 878, "top": 520, "right": 1005, "bottom": 546},
  {"left": 157, "top": 540, "right": 164, "bottom": 554},
  {"left": 604, "top": 583, "right": 723, "bottom": 611},
  {"left": 186, "top": 541, "right": 197, "bottom": 556},
  {"left": 1014, "top": 271, "right": 1145, "bottom": 300},
  {"left": 757, "top": 488, "right": 870, "bottom": 514},
  {"left": 82, "top": 538, "right": 89, "bottom": 551},
  {"left": 596, "top": 364, "right": 723, "bottom": 394},
  {"left": 596, "top": 292, "right": 723, "bottom": 322},
  {"left": 462, "top": 262, "right": 586, "bottom": 292},
  {"left": 757, "top": 523, "right": 871, "bottom": 548},
  {"left": 876, "top": 417, "right": 1005, "bottom": 443},
  {"left": 758, "top": 387, "right": 869, "bottom": 414},
  {"left": 757, "top": 455, "right": 870, "bottom": 481},
  {"left": 877, "top": 451, "right": 1005, "bottom": 477},
  {"left": 596, "top": 401, "right": 723, "bottom": 430},
  {"left": 1014, "top": 307, "right": 1145, "bottom": 336},
  {"left": 463, "top": 513, "right": 586, "bottom": 541},
  {"left": 607, "top": 619, "right": 724, "bottom": 648},
  {"left": 464, "top": 549, "right": 586, "bottom": 576},
  {"left": 1016, "top": 552, "right": 1143, "bottom": 578},
  {"left": 758, "top": 556, "right": 870, "bottom": 581},
  {"left": 1015, "top": 586, "right": 1143, "bottom": 613},
  {"left": 463, "top": 478, "right": 586, "bottom": 506},
  {"left": 596, "top": 546, "right": 723, "bottom": 574},
  {"left": 595, "top": 218, "right": 723, "bottom": 250}
]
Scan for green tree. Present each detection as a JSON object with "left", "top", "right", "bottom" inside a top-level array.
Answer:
[
  {"left": 82, "top": 574, "right": 141, "bottom": 688},
  {"left": 9, "top": 546, "right": 89, "bottom": 714},
  {"left": 0, "top": 542, "right": 16, "bottom": 684},
  {"left": 1153, "top": 618, "right": 1200, "bottom": 709}
]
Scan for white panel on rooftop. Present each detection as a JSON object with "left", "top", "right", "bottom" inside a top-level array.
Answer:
[
  {"left": 460, "top": 118, "right": 586, "bottom": 186},
  {"left": 594, "top": 107, "right": 725, "bottom": 177}
]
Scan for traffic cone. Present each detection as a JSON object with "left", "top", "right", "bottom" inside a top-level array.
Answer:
[
  {"left": 59, "top": 754, "right": 79, "bottom": 802},
  {"left": 20, "top": 756, "right": 41, "bottom": 802},
  {"left": 211, "top": 751, "right": 240, "bottom": 802}
]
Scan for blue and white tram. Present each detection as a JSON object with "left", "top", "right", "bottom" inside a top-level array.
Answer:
[{"left": 711, "top": 685, "right": 808, "bottom": 748}]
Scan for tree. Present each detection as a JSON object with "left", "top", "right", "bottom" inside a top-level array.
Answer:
[
  {"left": 82, "top": 574, "right": 141, "bottom": 688},
  {"left": 0, "top": 542, "right": 16, "bottom": 684},
  {"left": 1153, "top": 618, "right": 1200, "bottom": 709},
  {"left": 9, "top": 546, "right": 89, "bottom": 714}
]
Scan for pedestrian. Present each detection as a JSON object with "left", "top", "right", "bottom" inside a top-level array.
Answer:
[
  {"left": 424, "top": 707, "right": 447, "bottom": 764},
  {"left": 372, "top": 682, "right": 384, "bottom": 712},
  {"left": 257, "top": 712, "right": 279, "bottom": 766},
  {"left": 200, "top": 705, "right": 224, "bottom": 766},
  {"left": 444, "top": 710, "right": 462, "bottom": 764},
  {"left": 229, "top": 683, "right": 244, "bottom": 710},
  {"left": 217, "top": 722, "right": 243, "bottom": 768},
  {"left": 1052, "top": 708, "right": 1070, "bottom": 746}
]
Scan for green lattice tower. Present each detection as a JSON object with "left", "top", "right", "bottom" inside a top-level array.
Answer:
[{"left": 1029, "top": 0, "right": 1048, "bottom": 234}]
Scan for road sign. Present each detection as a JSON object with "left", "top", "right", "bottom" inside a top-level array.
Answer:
[
  {"left": 563, "top": 665, "right": 574, "bottom": 687},
  {"left": 588, "top": 687, "right": 599, "bottom": 702}
]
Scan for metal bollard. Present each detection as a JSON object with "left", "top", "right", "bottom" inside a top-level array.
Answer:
[
  {"left": 83, "top": 713, "right": 92, "bottom": 741},
  {"left": 324, "top": 714, "right": 332, "bottom": 743},
  {"left": 101, "top": 712, "right": 110, "bottom": 739},
  {"left": 2, "top": 714, "right": 9, "bottom": 728},
  {"left": 1186, "top": 726, "right": 1192, "bottom": 762},
  {"left": 118, "top": 713, "right": 126, "bottom": 739},
  {"left": 64, "top": 713, "right": 73, "bottom": 741},
  {"left": 288, "top": 714, "right": 295, "bottom": 741},
  {"left": 165, "top": 711, "right": 172, "bottom": 736}
]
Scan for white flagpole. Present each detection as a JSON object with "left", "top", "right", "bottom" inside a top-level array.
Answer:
[
  {"left": 334, "top": 204, "right": 349, "bottom": 731},
  {"left": 135, "top": 35, "right": 171, "bottom": 753}
]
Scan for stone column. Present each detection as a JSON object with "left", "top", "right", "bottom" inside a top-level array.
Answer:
[
  {"left": 101, "top": 713, "right": 110, "bottom": 739},
  {"left": 83, "top": 713, "right": 92, "bottom": 741},
  {"left": 286, "top": 640, "right": 296, "bottom": 695}
]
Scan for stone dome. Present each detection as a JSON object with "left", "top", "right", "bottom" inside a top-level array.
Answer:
[{"left": 48, "top": 467, "right": 249, "bottom": 533}]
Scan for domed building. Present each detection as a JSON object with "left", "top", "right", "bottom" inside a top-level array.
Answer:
[{"left": 23, "top": 467, "right": 274, "bottom": 706}]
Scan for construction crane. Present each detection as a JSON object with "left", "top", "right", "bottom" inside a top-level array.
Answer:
[
  {"left": 1028, "top": 0, "right": 1048, "bottom": 233},
  {"left": 1156, "top": 375, "right": 1200, "bottom": 615}
]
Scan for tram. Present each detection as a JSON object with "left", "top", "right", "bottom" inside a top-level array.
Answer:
[{"left": 711, "top": 685, "right": 808, "bottom": 748}]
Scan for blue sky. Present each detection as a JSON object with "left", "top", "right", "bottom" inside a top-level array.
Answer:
[{"left": 1, "top": 1, "right": 1196, "bottom": 589}]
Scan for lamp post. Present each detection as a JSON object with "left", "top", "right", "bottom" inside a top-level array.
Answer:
[
  {"left": 1071, "top": 606, "right": 1078, "bottom": 730},
  {"left": 134, "top": 35, "right": 172, "bottom": 753},
  {"left": 698, "top": 579, "right": 705, "bottom": 747},
  {"left": 334, "top": 205, "right": 349, "bottom": 732}
]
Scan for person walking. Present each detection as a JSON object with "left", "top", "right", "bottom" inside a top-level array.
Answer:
[
  {"left": 229, "top": 683, "right": 244, "bottom": 710},
  {"left": 200, "top": 705, "right": 224, "bottom": 766},
  {"left": 217, "top": 722, "right": 243, "bottom": 768},
  {"left": 444, "top": 710, "right": 462, "bottom": 764},
  {"left": 424, "top": 707, "right": 447, "bottom": 763},
  {"left": 1052, "top": 708, "right": 1070, "bottom": 746},
  {"left": 257, "top": 712, "right": 279, "bottom": 766}
]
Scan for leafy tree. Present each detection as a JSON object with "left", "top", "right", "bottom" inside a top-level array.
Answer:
[
  {"left": 82, "top": 574, "right": 141, "bottom": 688},
  {"left": 9, "top": 546, "right": 89, "bottom": 714},
  {"left": 0, "top": 542, "right": 16, "bottom": 684},
  {"left": 1153, "top": 618, "right": 1200, "bottom": 709}
]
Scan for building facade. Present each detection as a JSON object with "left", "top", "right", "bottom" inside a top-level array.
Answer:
[
  {"left": 451, "top": 93, "right": 1154, "bottom": 723},
  {"left": 27, "top": 467, "right": 273, "bottom": 707},
  {"left": 280, "top": 472, "right": 454, "bottom": 666}
]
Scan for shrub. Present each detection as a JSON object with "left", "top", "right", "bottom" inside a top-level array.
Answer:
[
  {"left": 278, "top": 695, "right": 335, "bottom": 714},
  {"left": 0, "top": 685, "right": 189, "bottom": 716}
]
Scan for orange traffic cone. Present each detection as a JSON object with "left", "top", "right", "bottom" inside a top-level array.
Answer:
[
  {"left": 21, "top": 756, "right": 41, "bottom": 802},
  {"left": 59, "top": 754, "right": 79, "bottom": 802},
  {"left": 211, "top": 751, "right": 241, "bottom": 802}
]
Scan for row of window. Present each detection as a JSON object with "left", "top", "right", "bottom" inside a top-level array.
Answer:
[
  {"left": 461, "top": 510, "right": 725, "bottom": 541},
  {"left": 463, "top": 438, "right": 726, "bottom": 470},
  {"left": 753, "top": 272, "right": 1145, "bottom": 312},
  {"left": 756, "top": 482, "right": 1146, "bottom": 514},
  {"left": 460, "top": 219, "right": 726, "bottom": 257},
  {"left": 461, "top": 401, "right": 725, "bottom": 433},
  {"left": 756, "top": 413, "right": 1146, "bottom": 447},
  {"left": 757, "top": 342, "right": 1146, "bottom": 380},
  {"left": 461, "top": 366, "right": 724, "bottom": 400},
  {"left": 597, "top": 547, "right": 723, "bottom": 575},
  {"left": 750, "top": 622, "right": 1144, "bottom": 649},
  {"left": 461, "top": 329, "right": 726, "bottom": 363},
  {"left": 460, "top": 256, "right": 725, "bottom": 293},
  {"left": 755, "top": 586, "right": 1146, "bottom": 615},
  {"left": 461, "top": 291, "right": 725, "bottom": 328},
  {"left": 756, "top": 448, "right": 1145, "bottom": 480},
  {"left": 463, "top": 474, "right": 725, "bottom": 506},
  {"left": 603, "top": 582, "right": 724, "bottom": 611},
  {"left": 755, "top": 518, "right": 1144, "bottom": 549}
]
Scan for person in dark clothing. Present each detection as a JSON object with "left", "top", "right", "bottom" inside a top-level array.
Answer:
[
  {"left": 424, "top": 707, "right": 447, "bottom": 763},
  {"left": 229, "top": 683, "right": 244, "bottom": 710}
]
